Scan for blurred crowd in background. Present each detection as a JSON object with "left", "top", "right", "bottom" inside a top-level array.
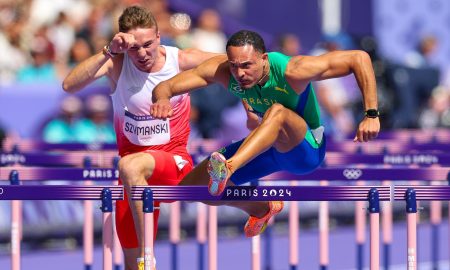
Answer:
[{"left": 0, "top": 0, "right": 449, "bottom": 145}]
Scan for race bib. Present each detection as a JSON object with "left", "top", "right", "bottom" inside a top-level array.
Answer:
[{"left": 123, "top": 110, "right": 170, "bottom": 146}]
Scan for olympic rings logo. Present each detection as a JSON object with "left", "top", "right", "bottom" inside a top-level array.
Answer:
[{"left": 343, "top": 169, "right": 363, "bottom": 180}]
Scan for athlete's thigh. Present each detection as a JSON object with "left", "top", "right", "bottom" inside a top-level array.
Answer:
[
  {"left": 219, "top": 139, "right": 281, "bottom": 185},
  {"left": 273, "top": 108, "right": 308, "bottom": 153},
  {"left": 144, "top": 150, "right": 193, "bottom": 185},
  {"left": 179, "top": 159, "right": 210, "bottom": 186},
  {"left": 275, "top": 132, "right": 326, "bottom": 174}
]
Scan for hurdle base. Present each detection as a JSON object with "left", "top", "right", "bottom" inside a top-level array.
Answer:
[
  {"left": 198, "top": 242, "right": 205, "bottom": 270},
  {"left": 383, "top": 243, "right": 390, "bottom": 270},
  {"left": 171, "top": 242, "right": 178, "bottom": 270}
]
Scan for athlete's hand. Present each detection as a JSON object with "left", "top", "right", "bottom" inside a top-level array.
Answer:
[
  {"left": 150, "top": 99, "right": 173, "bottom": 119},
  {"left": 246, "top": 111, "right": 260, "bottom": 130},
  {"left": 109, "top": 33, "right": 136, "bottom": 54},
  {"left": 353, "top": 117, "right": 380, "bottom": 142}
]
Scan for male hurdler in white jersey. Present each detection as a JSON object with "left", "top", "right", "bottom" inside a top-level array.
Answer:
[
  {"left": 62, "top": 6, "right": 219, "bottom": 270},
  {"left": 111, "top": 45, "right": 193, "bottom": 250},
  {"left": 112, "top": 45, "right": 191, "bottom": 158}
]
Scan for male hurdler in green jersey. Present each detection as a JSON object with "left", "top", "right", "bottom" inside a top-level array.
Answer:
[{"left": 151, "top": 30, "right": 380, "bottom": 237}]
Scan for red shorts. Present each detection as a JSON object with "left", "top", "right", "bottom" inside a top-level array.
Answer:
[{"left": 115, "top": 150, "right": 193, "bottom": 249}]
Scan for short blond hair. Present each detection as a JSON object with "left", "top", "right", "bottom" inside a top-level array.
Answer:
[{"left": 118, "top": 6, "right": 158, "bottom": 33}]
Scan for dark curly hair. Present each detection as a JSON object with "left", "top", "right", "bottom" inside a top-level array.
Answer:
[{"left": 226, "top": 30, "right": 266, "bottom": 54}]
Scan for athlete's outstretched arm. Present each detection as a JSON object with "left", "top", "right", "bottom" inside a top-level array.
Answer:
[
  {"left": 62, "top": 32, "right": 139, "bottom": 93},
  {"left": 62, "top": 52, "right": 114, "bottom": 93},
  {"left": 150, "top": 55, "right": 229, "bottom": 119},
  {"left": 286, "top": 50, "right": 379, "bottom": 142}
]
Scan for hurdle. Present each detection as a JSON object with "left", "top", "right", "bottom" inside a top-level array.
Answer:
[
  {"left": 395, "top": 185, "right": 450, "bottom": 270},
  {"left": 0, "top": 167, "right": 120, "bottom": 270},
  {"left": 187, "top": 136, "right": 450, "bottom": 270},
  {"left": 187, "top": 139, "right": 450, "bottom": 268},
  {"left": 0, "top": 167, "right": 119, "bottom": 181},
  {"left": 187, "top": 142, "right": 450, "bottom": 270},
  {"left": 130, "top": 185, "right": 390, "bottom": 270},
  {"left": 273, "top": 167, "right": 449, "bottom": 267},
  {"left": 1, "top": 149, "right": 123, "bottom": 270},
  {"left": 1, "top": 141, "right": 117, "bottom": 152},
  {"left": 3, "top": 137, "right": 449, "bottom": 269},
  {"left": 0, "top": 181, "right": 123, "bottom": 270},
  {"left": 319, "top": 153, "right": 450, "bottom": 270},
  {"left": 257, "top": 166, "right": 449, "bottom": 270},
  {"left": 0, "top": 149, "right": 119, "bottom": 167}
]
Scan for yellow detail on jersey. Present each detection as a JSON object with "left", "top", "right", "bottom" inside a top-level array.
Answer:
[{"left": 274, "top": 86, "right": 289, "bottom": 94}]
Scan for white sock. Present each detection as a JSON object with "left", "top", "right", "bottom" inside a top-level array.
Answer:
[{"left": 137, "top": 256, "right": 156, "bottom": 268}]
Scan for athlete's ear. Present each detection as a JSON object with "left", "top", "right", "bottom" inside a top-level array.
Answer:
[
  {"left": 154, "top": 31, "right": 161, "bottom": 46},
  {"left": 261, "top": 52, "right": 268, "bottom": 61}
]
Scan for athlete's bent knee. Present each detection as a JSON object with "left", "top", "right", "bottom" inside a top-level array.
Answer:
[
  {"left": 118, "top": 153, "right": 154, "bottom": 185},
  {"left": 264, "top": 103, "right": 289, "bottom": 124},
  {"left": 266, "top": 103, "right": 286, "bottom": 114}
]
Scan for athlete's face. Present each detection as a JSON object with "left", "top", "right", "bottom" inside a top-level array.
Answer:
[
  {"left": 126, "top": 27, "right": 161, "bottom": 72},
  {"left": 227, "top": 45, "right": 267, "bottom": 89}
]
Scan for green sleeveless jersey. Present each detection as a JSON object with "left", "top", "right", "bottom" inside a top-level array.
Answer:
[{"left": 227, "top": 52, "right": 321, "bottom": 130}]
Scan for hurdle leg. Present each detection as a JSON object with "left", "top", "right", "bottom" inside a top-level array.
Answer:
[
  {"left": 112, "top": 167, "right": 122, "bottom": 270},
  {"left": 101, "top": 189, "right": 113, "bottom": 270},
  {"left": 252, "top": 235, "right": 261, "bottom": 270},
  {"left": 381, "top": 181, "right": 392, "bottom": 270},
  {"left": 113, "top": 209, "right": 123, "bottom": 270},
  {"left": 355, "top": 181, "right": 366, "bottom": 270},
  {"left": 84, "top": 181, "right": 94, "bottom": 270},
  {"left": 368, "top": 188, "right": 380, "bottom": 270},
  {"left": 430, "top": 200, "right": 440, "bottom": 270},
  {"left": 170, "top": 201, "right": 180, "bottom": 270},
  {"left": 319, "top": 181, "right": 329, "bottom": 270},
  {"left": 289, "top": 182, "right": 299, "bottom": 270},
  {"left": 8, "top": 170, "right": 21, "bottom": 270},
  {"left": 11, "top": 200, "right": 21, "bottom": 270},
  {"left": 197, "top": 203, "right": 207, "bottom": 270},
  {"left": 407, "top": 214, "right": 417, "bottom": 270},
  {"left": 263, "top": 220, "right": 273, "bottom": 270},
  {"left": 430, "top": 179, "right": 442, "bottom": 270},
  {"left": 405, "top": 189, "right": 417, "bottom": 270},
  {"left": 143, "top": 188, "right": 155, "bottom": 270},
  {"left": 208, "top": 206, "right": 217, "bottom": 270}
]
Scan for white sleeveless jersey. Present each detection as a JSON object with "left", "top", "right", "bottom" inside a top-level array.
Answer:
[{"left": 111, "top": 46, "right": 191, "bottom": 156}]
